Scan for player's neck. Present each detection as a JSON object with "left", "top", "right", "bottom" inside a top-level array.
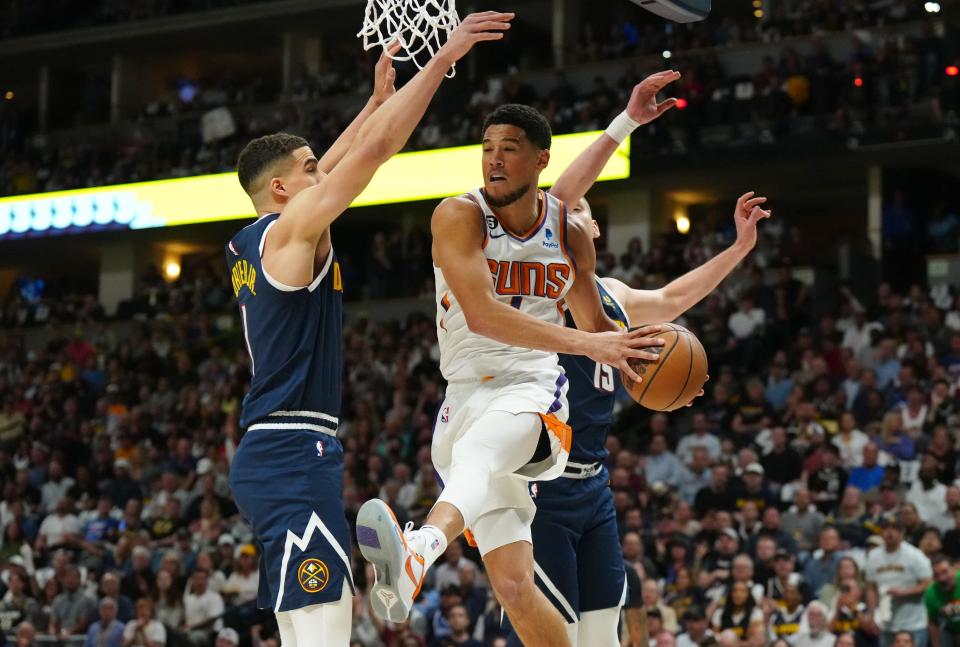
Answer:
[{"left": 489, "top": 187, "right": 540, "bottom": 233}]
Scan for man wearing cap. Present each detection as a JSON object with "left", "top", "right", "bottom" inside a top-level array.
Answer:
[
  {"left": 865, "top": 513, "right": 933, "bottom": 647},
  {"left": 766, "top": 549, "right": 811, "bottom": 608},
  {"left": 223, "top": 544, "right": 259, "bottom": 606},
  {"left": 676, "top": 607, "right": 715, "bottom": 647},
  {"left": 700, "top": 529, "right": 740, "bottom": 601},
  {"left": 215, "top": 627, "right": 239, "bottom": 647},
  {"left": 734, "top": 464, "right": 775, "bottom": 514}
]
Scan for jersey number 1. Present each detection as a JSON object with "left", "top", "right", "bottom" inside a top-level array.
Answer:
[{"left": 594, "top": 363, "right": 615, "bottom": 393}]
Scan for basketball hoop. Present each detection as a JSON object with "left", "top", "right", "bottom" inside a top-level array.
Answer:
[{"left": 358, "top": 0, "right": 462, "bottom": 77}]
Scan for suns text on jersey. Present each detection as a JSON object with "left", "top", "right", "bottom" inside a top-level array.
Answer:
[{"left": 487, "top": 259, "right": 570, "bottom": 299}]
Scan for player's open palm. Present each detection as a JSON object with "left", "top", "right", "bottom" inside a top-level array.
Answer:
[
  {"left": 439, "top": 11, "right": 514, "bottom": 62},
  {"left": 733, "top": 191, "right": 772, "bottom": 249},
  {"left": 584, "top": 325, "right": 666, "bottom": 384},
  {"left": 627, "top": 70, "right": 682, "bottom": 125}
]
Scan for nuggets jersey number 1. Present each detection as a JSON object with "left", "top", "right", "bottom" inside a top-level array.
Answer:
[{"left": 434, "top": 189, "right": 576, "bottom": 381}]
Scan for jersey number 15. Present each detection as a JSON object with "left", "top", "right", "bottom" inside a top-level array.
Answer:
[{"left": 594, "top": 363, "right": 615, "bottom": 393}]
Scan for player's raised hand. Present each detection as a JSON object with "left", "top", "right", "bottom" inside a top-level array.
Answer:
[
  {"left": 626, "top": 70, "right": 682, "bottom": 125},
  {"left": 438, "top": 11, "right": 514, "bottom": 63},
  {"left": 372, "top": 41, "right": 402, "bottom": 106},
  {"left": 582, "top": 324, "right": 666, "bottom": 384},
  {"left": 733, "top": 191, "right": 772, "bottom": 249}
]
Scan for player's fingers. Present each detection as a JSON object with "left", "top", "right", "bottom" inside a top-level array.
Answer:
[
  {"left": 744, "top": 196, "right": 767, "bottom": 209},
  {"left": 657, "top": 98, "right": 678, "bottom": 115},
  {"left": 385, "top": 40, "right": 402, "bottom": 57},
  {"left": 474, "top": 32, "right": 505, "bottom": 41},
  {"left": 627, "top": 337, "right": 666, "bottom": 350},
  {"left": 625, "top": 349, "right": 661, "bottom": 362},
  {"left": 619, "top": 360, "right": 643, "bottom": 384},
  {"left": 474, "top": 20, "right": 512, "bottom": 31},
  {"left": 630, "top": 324, "right": 666, "bottom": 338},
  {"left": 467, "top": 11, "right": 514, "bottom": 21}
]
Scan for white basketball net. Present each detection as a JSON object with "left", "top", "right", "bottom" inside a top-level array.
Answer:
[{"left": 358, "top": 0, "right": 462, "bottom": 77}]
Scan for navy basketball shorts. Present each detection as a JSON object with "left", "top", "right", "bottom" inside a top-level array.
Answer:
[
  {"left": 229, "top": 427, "right": 355, "bottom": 613},
  {"left": 523, "top": 471, "right": 626, "bottom": 625}
]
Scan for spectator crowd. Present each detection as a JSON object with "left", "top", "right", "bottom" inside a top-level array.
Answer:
[
  {"left": 1, "top": 202, "right": 960, "bottom": 647},
  {"left": 1, "top": 2, "right": 955, "bottom": 197}
]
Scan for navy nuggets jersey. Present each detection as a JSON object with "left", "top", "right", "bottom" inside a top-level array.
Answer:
[
  {"left": 226, "top": 214, "right": 343, "bottom": 430},
  {"left": 559, "top": 278, "right": 630, "bottom": 464}
]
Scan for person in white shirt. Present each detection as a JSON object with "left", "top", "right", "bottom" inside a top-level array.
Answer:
[
  {"left": 905, "top": 456, "right": 947, "bottom": 527},
  {"left": 122, "top": 598, "right": 166, "bottom": 647},
  {"left": 864, "top": 513, "right": 933, "bottom": 647},
  {"left": 182, "top": 569, "right": 224, "bottom": 645},
  {"left": 677, "top": 413, "right": 722, "bottom": 464},
  {"left": 36, "top": 498, "right": 81, "bottom": 554},
  {"left": 832, "top": 413, "right": 870, "bottom": 469},
  {"left": 676, "top": 606, "right": 715, "bottom": 647},
  {"left": 840, "top": 311, "right": 883, "bottom": 361},
  {"left": 40, "top": 461, "right": 75, "bottom": 515},
  {"left": 221, "top": 545, "right": 259, "bottom": 606},
  {"left": 793, "top": 601, "right": 835, "bottom": 647},
  {"left": 729, "top": 296, "right": 765, "bottom": 339}
]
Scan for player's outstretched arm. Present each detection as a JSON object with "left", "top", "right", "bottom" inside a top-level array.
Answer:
[
  {"left": 432, "top": 197, "right": 664, "bottom": 382},
  {"left": 549, "top": 70, "right": 681, "bottom": 206},
  {"left": 316, "top": 42, "right": 401, "bottom": 174},
  {"left": 603, "top": 192, "right": 772, "bottom": 323},
  {"left": 271, "top": 12, "right": 513, "bottom": 247},
  {"left": 562, "top": 209, "right": 624, "bottom": 334}
]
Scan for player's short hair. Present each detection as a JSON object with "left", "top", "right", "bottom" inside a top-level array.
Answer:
[
  {"left": 237, "top": 132, "right": 309, "bottom": 195},
  {"left": 482, "top": 104, "right": 552, "bottom": 150}
]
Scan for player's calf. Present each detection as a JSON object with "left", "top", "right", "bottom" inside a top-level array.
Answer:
[{"left": 485, "top": 542, "right": 573, "bottom": 647}]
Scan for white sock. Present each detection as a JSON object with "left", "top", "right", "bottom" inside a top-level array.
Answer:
[{"left": 408, "top": 524, "right": 447, "bottom": 568}]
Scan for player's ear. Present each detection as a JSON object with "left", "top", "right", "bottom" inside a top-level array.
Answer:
[
  {"left": 537, "top": 149, "right": 550, "bottom": 171},
  {"left": 269, "top": 177, "right": 287, "bottom": 199}
]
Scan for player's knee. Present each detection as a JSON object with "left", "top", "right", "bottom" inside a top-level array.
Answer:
[{"left": 489, "top": 567, "right": 536, "bottom": 611}]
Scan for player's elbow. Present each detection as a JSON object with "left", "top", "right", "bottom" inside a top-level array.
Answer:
[
  {"left": 462, "top": 308, "right": 494, "bottom": 338},
  {"left": 352, "top": 135, "right": 393, "bottom": 166}
]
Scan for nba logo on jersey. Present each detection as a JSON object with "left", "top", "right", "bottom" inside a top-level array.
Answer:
[
  {"left": 530, "top": 483, "right": 538, "bottom": 498},
  {"left": 441, "top": 406, "right": 450, "bottom": 423}
]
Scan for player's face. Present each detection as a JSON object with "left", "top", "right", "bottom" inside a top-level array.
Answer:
[
  {"left": 570, "top": 199, "right": 600, "bottom": 239},
  {"left": 481, "top": 125, "right": 548, "bottom": 207},
  {"left": 276, "top": 146, "right": 323, "bottom": 201}
]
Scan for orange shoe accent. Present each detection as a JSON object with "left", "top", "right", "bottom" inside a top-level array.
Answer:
[
  {"left": 539, "top": 412, "right": 573, "bottom": 453},
  {"left": 385, "top": 504, "right": 409, "bottom": 551},
  {"left": 405, "top": 552, "right": 426, "bottom": 600},
  {"left": 463, "top": 528, "right": 478, "bottom": 548}
]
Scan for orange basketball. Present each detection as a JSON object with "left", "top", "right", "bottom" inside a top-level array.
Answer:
[{"left": 622, "top": 323, "right": 709, "bottom": 412}]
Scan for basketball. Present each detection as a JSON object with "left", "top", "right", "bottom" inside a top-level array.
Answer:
[{"left": 622, "top": 323, "right": 708, "bottom": 412}]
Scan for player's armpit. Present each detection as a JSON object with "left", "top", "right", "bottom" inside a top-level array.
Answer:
[{"left": 562, "top": 213, "right": 618, "bottom": 333}]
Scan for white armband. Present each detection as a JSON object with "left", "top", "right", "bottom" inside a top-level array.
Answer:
[{"left": 605, "top": 111, "right": 641, "bottom": 144}]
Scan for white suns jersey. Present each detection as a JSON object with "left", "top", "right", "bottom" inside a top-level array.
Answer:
[{"left": 434, "top": 188, "right": 576, "bottom": 381}]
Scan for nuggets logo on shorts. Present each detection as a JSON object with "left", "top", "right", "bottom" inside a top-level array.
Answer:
[{"left": 298, "top": 558, "right": 330, "bottom": 593}]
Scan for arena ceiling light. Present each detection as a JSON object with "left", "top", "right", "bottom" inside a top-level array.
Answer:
[{"left": 0, "top": 131, "right": 630, "bottom": 241}]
